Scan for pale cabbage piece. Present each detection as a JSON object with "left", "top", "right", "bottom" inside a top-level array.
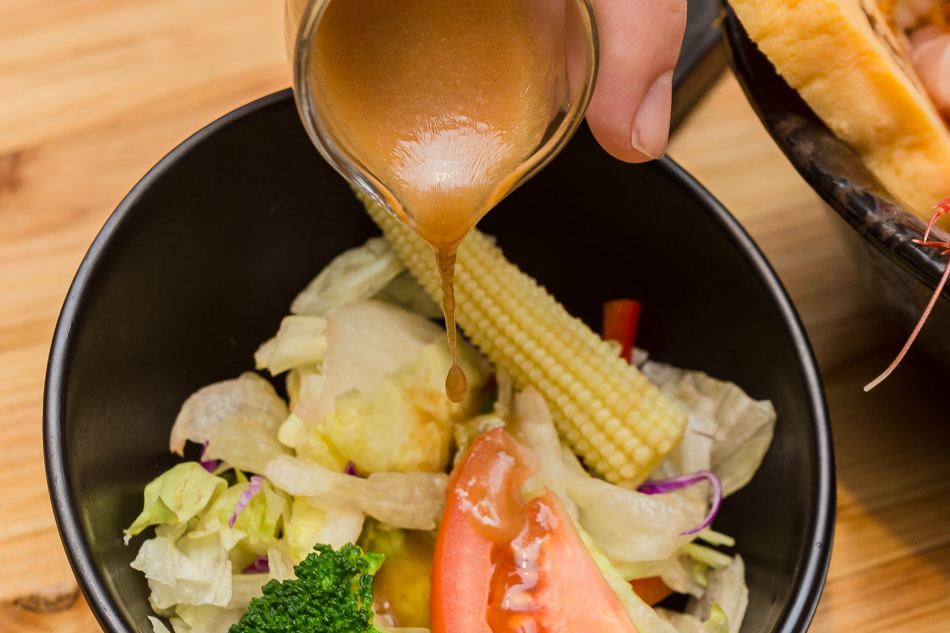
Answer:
[
  {"left": 189, "top": 480, "right": 286, "bottom": 551},
  {"left": 284, "top": 496, "right": 365, "bottom": 562},
  {"left": 125, "top": 463, "right": 227, "bottom": 539},
  {"left": 506, "top": 387, "right": 572, "bottom": 509},
  {"left": 614, "top": 553, "right": 706, "bottom": 599},
  {"left": 254, "top": 315, "right": 328, "bottom": 376},
  {"left": 170, "top": 604, "right": 246, "bottom": 633},
  {"left": 291, "top": 237, "right": 405, "bottom": 316},
  {"left": 657, "top": 605, "right": 729, "bottom": 633},
  {"left": 294, "top": 421, "right": 349, "bottom": 471},
  {"left": 264, "top": 455, "right": 447, "bottom": 530},
  {"left": 303, "top": 300, "right": 447, "bottom": 424},
  {"left": 641, "top": 362, "right": 776, "bottom": 496},
  {"left": 372, "top": 269, "right": 443, "bottom": 319},
  {"left": 265, "top": 543, "right": 297, "bottom": 582},
  {"left": 285, "top": 366, "right": 324, "bottom": 417},
  {"left": 564, "top": 454, "right": 705, "bottom": 564},
  {"left": 170, "top": 373, "right": 288, "bottom": 455},
  {"left": 276, "top": 412, "right": 309, "bottom": 450},
  {"left": 148, "top": 616, "right": 173, "bottom": 633},
  {"left": 685, "top": 555, "right": 749, "bottom": 633},
  {"left": 323, "top": 338, "right": 488, "bottom": 473},
  {"left": 203, "top": 416, "right": 291, "bottom": 476},
  {"left": 131, "top": 533, "right": 232, "bottom": 611},
  {"left": 226, "top": 574, "right": 268, "bottom": 609}
]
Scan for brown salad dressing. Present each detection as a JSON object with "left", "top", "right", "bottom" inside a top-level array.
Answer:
[{"left": 311, "top": 0, "right": 556, "bottom": 401}]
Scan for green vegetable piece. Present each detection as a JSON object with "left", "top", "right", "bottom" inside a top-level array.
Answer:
[
  {"left": 230, "top": 543, "right": 384, "bottom": 633},
  {"left": 125, "top": 462, "right": 228, "bottom": 537}
]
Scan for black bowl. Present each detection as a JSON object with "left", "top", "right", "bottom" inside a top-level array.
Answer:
[
  {"left": 721, "top": 4, "right": 950, "bottom": 367},
  {"left": 44, "top": 90, "right": 833, "bottom": 633}
]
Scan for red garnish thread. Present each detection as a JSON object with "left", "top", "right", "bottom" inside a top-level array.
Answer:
[{"left": 865, "top": 198, "right": 950, "bottom": 391}]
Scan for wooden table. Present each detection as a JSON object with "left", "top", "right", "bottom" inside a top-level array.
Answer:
[{"left": 2, "top": 1, "right": 949, "bottom": 631}]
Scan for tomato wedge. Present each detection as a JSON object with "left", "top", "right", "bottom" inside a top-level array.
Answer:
[{"left": 432, "top": 428, "right": 639, "bottom": 633}]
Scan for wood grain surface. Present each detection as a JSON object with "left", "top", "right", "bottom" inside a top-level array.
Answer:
[{"left": 2, "top": 1, "right": 949, "bottom": 632}]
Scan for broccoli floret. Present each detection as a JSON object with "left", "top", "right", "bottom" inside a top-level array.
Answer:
[{"left": 230, "top": 543, "right": 384, "bottom": 633}]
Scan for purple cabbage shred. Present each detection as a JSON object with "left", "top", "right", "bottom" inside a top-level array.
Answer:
[
  {"left": 229, "top": 475, "right": 265, "bottom": 529},
  {"left": 243, "top": 556, "right": 269, "bottom": 574},
  {"left": 638, "top": 470, "right": 723, "bottom": 535},
  {"left": 199, "top": 440, "right": 219, "bottom": 473},
  {"left": 343, "top": 461, "right": 361, "bottom": 477}
]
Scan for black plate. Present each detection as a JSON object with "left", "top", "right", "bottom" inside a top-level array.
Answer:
[
  {"left": 721, "top": 4, "right": 950, "bottom": 365},
  {"left": 44, "top": 90, "right": 833, "bottom": 633}
]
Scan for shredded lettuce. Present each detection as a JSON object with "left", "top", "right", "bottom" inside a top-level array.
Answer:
[
  {"left": 284, "top": 497, "right": 365, "bottom": 562},
  {"left": 685, "top": 555, "right": 749, "bottom": 633},
  {"left": 304, "top": 300, "right": 452, "bottom": 424},
  {"left": 170, "top": 603, "right": 246, "bottom": 633},
  {"left": 170, "top": 373, "right": 287, "bottom": 457},
  {"left": 255, "top": 315, "right": 328, "bottom": 375},
  {"left": 131, "top": 533, "right": 232, "bottom": 611},
  {"left": 323, "top": 339, "right": 485, "bottom": 473},
  {"left": 265, "top": 455, "right": 447, "bottom": 531},
  {"left": 125, "top": 462, "right": 227, "bottom": 539},
  {"left": 657, "top": 604, "right": 729, "bottom": 633},
  {"left": 642, "top": 362, "right": 776, "bottom": 496},
  {"left": 189, "top": 479, "right": 286, "bottom": 551},
  {"left": 290, "top": 237, "right": 405, "bottom": 317},
  {"left": 202, "top": 416, "right": 290, "bottom": 476},
  {"left": 372, "top": 269, "right": 443, "bottom": 319}
]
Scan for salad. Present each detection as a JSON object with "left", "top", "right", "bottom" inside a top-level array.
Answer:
[{"left": 124, "top": 207, "right": 776, "bottom": 633}]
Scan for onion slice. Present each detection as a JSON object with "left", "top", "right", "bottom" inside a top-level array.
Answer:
[{"left": 638, "top": 470, "right": 723, "bottom": 535}]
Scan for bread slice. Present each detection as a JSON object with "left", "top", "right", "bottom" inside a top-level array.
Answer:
[{"left": 731, "top": 0, "right": 950, "bottom": 223}]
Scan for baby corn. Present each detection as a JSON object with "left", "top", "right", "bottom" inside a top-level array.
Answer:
[{"left": 361, "top": 195, "right": 688, "bottom": 486}]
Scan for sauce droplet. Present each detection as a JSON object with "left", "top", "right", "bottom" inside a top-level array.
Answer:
[{"left": 445, "top": 362, "right": 468, "bottom": 403}]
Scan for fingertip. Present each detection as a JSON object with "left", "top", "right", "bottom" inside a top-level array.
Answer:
[
  {"left": 587, "top": 72, "right": 673, "bottom": 163},
  {"left": 584, "top": 0, "right": 685, "bottom": 162}
]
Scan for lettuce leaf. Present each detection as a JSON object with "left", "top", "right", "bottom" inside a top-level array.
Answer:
[
  {"left": 265, "top": 455, "right": 446, "bottom": 530},
  {"left": 125, "top": 463, "right": 227, "bottom": 538},
  {"left": 290, "top": 237, "right": 405, "bottom": 317},
  {"left": 284, "top": 496, "right": 365, "bottom": 562},
  {"left": 170, "top": 373, "right": 287, "bottom": 457},
  {"left": 203, "top": 415, "right": 290, "bottom": 476},
  {"left": 641, "top": 362, "right": 776, "bottom": 496},
  {"left": 131, "top": 533, "right": 232, "bottom": 610},
  {"left": 685, "top": 555, "right": 749, "bottom": 633},
  {"left": 255, "top": 315, "right": 328, "bottom": 376},
  {"left": 189, "top": 479, "right": 286, "bottom": 551}
]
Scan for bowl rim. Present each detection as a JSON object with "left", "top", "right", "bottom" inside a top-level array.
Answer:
[{"left": 43, "top": 89, "right": 835, "bottom": 633}]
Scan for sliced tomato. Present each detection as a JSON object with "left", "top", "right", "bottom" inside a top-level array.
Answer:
[
  {"left": 487, "top": 491, "right": 639, "bottom": 633},
  {"left": 432, "top": 428, "right": 639, "bottom": 633},
  {"left": 431, "top": 428, "right": 532, "bottom": 633},
  {"left": 602, "top": 299, "right": 642, "bottom": 362}
]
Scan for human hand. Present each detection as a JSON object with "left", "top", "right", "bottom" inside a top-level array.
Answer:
[{"left": 586, "top": 0, "right": 687, "bottom": 162}]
